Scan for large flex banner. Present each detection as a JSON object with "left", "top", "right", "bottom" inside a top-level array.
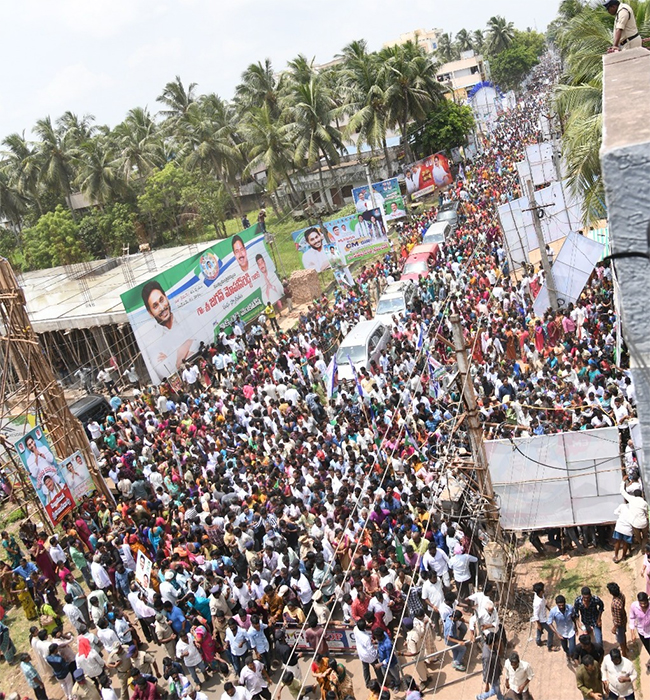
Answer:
[
  {"left": 353, "top": 178, "right": 406, "bottom": 221},
  {"left": 404, "top": 153, "right": 454, "bottom": 199},
  {"left": 120, "top": 228, "right": 282, "bottom": 384},
  {"left": 292, "top": 210, "right": 389, "bottom": 271}
]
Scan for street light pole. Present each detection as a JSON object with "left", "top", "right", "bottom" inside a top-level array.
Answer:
[{"left": 526, "top": 180, "right": 558, "bottom": 311}]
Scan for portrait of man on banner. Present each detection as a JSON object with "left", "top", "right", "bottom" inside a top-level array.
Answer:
[{"left": 15, "top": 426, "right": 75, "bottom": 526}]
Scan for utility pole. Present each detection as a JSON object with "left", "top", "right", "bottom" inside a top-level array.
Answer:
[
  {"left": 526, "top": 180, "right": 558, "bottom": 311},
  {"left": 449, "top": 313, "right": 501, "bottom": 540}
]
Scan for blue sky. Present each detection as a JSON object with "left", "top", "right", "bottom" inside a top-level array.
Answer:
[{"left": 0, "top": 0, "right": 558, "bottom": 139}]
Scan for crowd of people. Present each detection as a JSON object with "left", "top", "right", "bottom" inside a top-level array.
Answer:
[{"left": 0, "top": 53, "right": 645, "bottom": 700}]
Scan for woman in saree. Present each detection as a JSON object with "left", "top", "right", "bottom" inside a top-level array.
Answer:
[
  {"left": 12, "top": 573, "right": 37, "bottom": 620},
  {"left": 326, "top": 658, "right": 355, "bottom": 700},
  {"left": 311, "top": 654, "right": 333, "bottom": 700},
  {"left": 30, "top": 536, "right": 57, "bottom": 585}
]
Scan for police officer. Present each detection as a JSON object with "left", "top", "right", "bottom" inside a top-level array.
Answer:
[{"left": 605, "top": 0, "right": 642, "bottom": 51}]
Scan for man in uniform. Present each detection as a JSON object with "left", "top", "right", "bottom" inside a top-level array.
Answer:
[
  {"left": 72, "top": 669, "right": 101, "bottom": 700},
  {"left": 605, "top": 0, "right": 642, "bottom": 51},
  {"left": 106, "top": 644, "right": 134, "bottom": 700}
]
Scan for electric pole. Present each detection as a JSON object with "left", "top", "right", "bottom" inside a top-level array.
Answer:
[
  {"left": 450, "top": 313, "right": 501, "bottom": 540},
  {"left": 526, "top": 180, "right": 558, "bottom": 311}
]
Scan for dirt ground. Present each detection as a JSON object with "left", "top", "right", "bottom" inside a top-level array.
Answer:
[{"left": 2, "top": 533, "right": 649, "bottom": 700}]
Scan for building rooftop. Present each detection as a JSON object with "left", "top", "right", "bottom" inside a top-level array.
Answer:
[{"left": 18, "top": 240, "right": 220, "bottom": 333}]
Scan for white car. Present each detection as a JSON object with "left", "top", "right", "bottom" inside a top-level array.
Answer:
[{"left": 336, "top": 319, "right": 391, "bottom": 381}]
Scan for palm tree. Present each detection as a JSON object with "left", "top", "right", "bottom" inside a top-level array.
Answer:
[
  {"left": 2, "top": 132, "right": 42, "bottom": 214},
  {"left": 112, "top": 107, "right": 161, "bottom": 182},
  {"left": 183, "top": 94, "right": 244, "bottom": 216},
  {"left": 473, "top": 29, "right": 486, "bottom": 54},
  {"left": 75, "top": 136, "right": 124, "bottom": 206},
  {"left": 339, "top": 40, "right": 391, "bottom": 167},
  {"left": 241, "top": 103, "right": 302, "bottom": 209},
  {"left": 157, "top": 76, "right": 198, "bottom": 145},
  {"left": 486, "top": 16, "right": 516, "bottom": 54},
  {"left": 379, "top": 42, "right": 442, "bottom": 162},
  {"left": 0, "top": 167, "right": 28, "bottom": 232},
  {"left": 553, "top": 0, "right": 650, "bottom": 222},
  {"left": 234, "top": 59, "right": 284, "bottom": 119},
  {"left": 435, "top": 33, "right": 458, "bottom": 63},
  {"left": 33, "top": 116, "right": 78, "bottom": 217},
  {"left": 58, "top": 111, "right": 96, "bottom": 146},
  {"left": 455, "top": 29, "right": 474, "bottom": 53},
  {"left": 287, "top": 63, "right": 345, "bottom": 212}
]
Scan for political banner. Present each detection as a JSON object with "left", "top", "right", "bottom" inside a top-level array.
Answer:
[
  {"left": 60, "top": 451, "right": 95, "bottom": 504},
  {"left": 353, "top": 178, "right": 406, "bottom": 221},
  {"left": 404, "top": 153, "right": 454, "bottom": 199},
  {"left": 135, "top": 550, "right": 153, "bottom": 589},
  {"left": 15, "top": 426, "right": 75, "bottom": 526},
  {"left": 120, "top": 227, "right": 282, "bottom": 384},
  {"left": 324, "top": 210, "right": 389, "bottom": 265},
  {"left": 284, "top": 625, "right": 357, "bottom": 652}
]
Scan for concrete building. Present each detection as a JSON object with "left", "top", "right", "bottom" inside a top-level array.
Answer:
[
  {"left": 436, "top": 52, "right": 487, "bottom": 101},
  {"left": 600, "top": 47, "right": 650, "bottom": 474},
  {"left": 383, "top": 28, "right": 443, "bottom": 54}
]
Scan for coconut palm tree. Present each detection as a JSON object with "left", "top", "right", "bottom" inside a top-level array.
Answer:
[
  {"left": 473, "top": 29, "right": 486, "bottom": 54},
  {"left": 286, "top": 62, "right": 345, "bottom": 212},
  {"left": 33, "top": 116, "right": 78, "bottom": 217},
  {"left": 234, "top": 59, "right": 284, "bottom": 119},
  {"left": 339, "top": 40, "right": 391, "bottom": 167},
  {"left": 486, "top": 16, "right": 516, "bottom": 54},
  {"left": 0, "top": 167, "right": 28, "bottom": 231},
  {"left": 2, "top": 132, "right": 42, "bottom": 214},
  {"left": 554, "top": 0, "right": 650, "bottom": 222},
  {"left": 455, "top": 29, "right": 474, "bottom": 53},
  {"left": 112, "top": 107, "right": 162, "bottom": 182},
  {"left": 435, "top": 33, "right": 458, "bottom": 63},
  {"left": 75, "top": 136, "right": 125, "bottom": 207},
  {"left": 379, "top": 42, "right": 442, "bottom": 162},
  {"left": 183, "top": 94, "right": 244, "bottom": 215},
  {"left": 241, "top": 103, "right": 302, "bottom": 209}
]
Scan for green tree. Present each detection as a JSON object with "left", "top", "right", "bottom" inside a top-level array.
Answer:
[
  {"left": 486, "top": 15, "right": 516, "bottom": 54},
  {"left": 339, "top": 40, "right": 391, "bottom": 168},
  {"left": 379, "top": 42, "right": 442, "bottom": 161},
  {"left": 455, "top": 29, "right": 474, "bottom": 53},
  {"left": 23, "top": 205, "right": 86, "bottom": 268},
  {"left": 179, "top": 179, "right": 231, "bottom": 237},
  {"left": 409, "top": 100, "right": 475, "bottom": 158},
  {"left": 78, "top": 203, "right": 137, "bottom": 258},
  {"left": 137, "top": 163, "right": 196, "bottom": 244},
  {"left": 490, "top": 31, "right": 546, "bottom": 92},
  {"left": 234, "top": 59, "right": 284, "bottom": 119},
  {"left": 553, "top": 0, "right": 650, "bottom": 222},
  {"left": 435, "top": 33, "right": 458, "bottom": 62}
]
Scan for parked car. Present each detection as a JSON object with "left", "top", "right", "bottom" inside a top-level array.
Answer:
[
  {"left": 422, "top": 221, "right": 451, "bottom": 247},
  {"left": 69, "top": 394, "right": 112, "bottom": 438},
  {"left": 436, "top": 201, "right": 459, "bottom": 231},
  {"left": 336, "top": 319, "right": 391, "bottom": 380},
  {"left": 375, "top": 281, "right": 417, "bottom": 325}
]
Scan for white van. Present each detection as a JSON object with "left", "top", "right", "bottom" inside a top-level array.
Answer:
[
  {"left": 375, "top": 281, "right": 416, "bottom": 326},
  {"left": 336, "top": 319, "right": 391, "bottom": 380},
  {"left": 421, "top": 221, "right": 451, "bottom": 246}
]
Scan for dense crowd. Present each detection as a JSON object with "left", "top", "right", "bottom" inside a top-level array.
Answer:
[{"left": 0, "top": 54, "right": 645, "bottom": 700}]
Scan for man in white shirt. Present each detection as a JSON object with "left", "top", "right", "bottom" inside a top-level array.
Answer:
[
  {"left": 601, "top": 648, "right": 636, "bottom": 699},
  {"left": 354, "top": 619, "right": 380, "bottom": 687},
  {"left": 422, "top": 544, "right": 450, "bottom": 588},
  {"left": 221, "top": 682, "right": 251, "bottom": 700},
  {"left": 176, "top": 632, "right": 208, "bottom": 687},
  {"left": 504, "top": 652, "right": 534, "bottom": 700},
  {"left": 301, "top": 227, "right": 330, "bottom": 272},
  {"left": 182, "top": 363, "right": 200, "bottom": 386},
  {"left": 239, "top": 657, "right": 271, "bottom": 699}
]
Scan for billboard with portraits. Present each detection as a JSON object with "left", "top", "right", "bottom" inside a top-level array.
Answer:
[
  {"left": 404, "top": 153, "right": 454, "bottom": 199},
  {"left": 292, "top": 209, "right": 390, "bottom": 271},
  {"left": 120, "top": 227, "right": 282, "bottom": 384},
  {"left": 352, "top": 178, "right": 406, "bottom": 221},
  {"left": 15, "top": 425, "right": 75, "bottom": 526}
]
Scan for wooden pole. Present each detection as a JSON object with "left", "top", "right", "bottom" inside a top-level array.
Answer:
[{"left": 0, "top": 259, "right": 114, "bottom": 505}]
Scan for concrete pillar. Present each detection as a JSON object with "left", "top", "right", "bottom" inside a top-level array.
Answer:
[{"left": 600, "top": 47, "right": 650, "bottom": 471}]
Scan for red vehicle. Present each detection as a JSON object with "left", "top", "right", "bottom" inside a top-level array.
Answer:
[{"left": 400, "top": 244, "right": 439, "bottom": 282}]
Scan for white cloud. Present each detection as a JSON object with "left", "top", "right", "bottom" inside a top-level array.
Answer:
[
  {"left": 128, "top": 38, "right": 182, "bottom": 68},
  {"left": 41, "top": 64, "right": 114, "bottom": 106}
]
